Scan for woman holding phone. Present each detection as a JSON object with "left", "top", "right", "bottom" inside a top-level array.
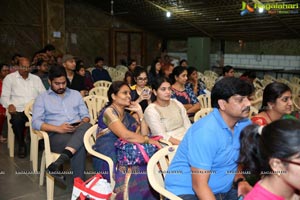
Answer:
[{"left": 130, "top": 66, "right": 152, "bottom": 111}]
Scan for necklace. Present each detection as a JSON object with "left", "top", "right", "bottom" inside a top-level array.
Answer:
[{"left": 265, "top": 111, "right": 273, "bottom": 122}]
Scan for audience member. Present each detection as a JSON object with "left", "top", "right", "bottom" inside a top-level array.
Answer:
[
  {"left": 2, "top": 57, "right": 45, "bottom": 158},
  {"left": 162, "top": 63, "right": 174, "bottom": 78},
  {"left": 144, "top": 77, "right": 190, "bottom": 145},
  {"left": 240, "top": 70, "right": 256, "bottom": 84},
  {"left": 93, "top": 81, "right": 160, "bottom": 199},
  {"left": 92, "top": 56, "right": 112, "bottom": 82},
  {"left": 123, "top": 70, "right": 133, "bottom": 86},
  {"left": 216, "top": 65, "right": 235, "bottom": 82},
  {"left": 10, "top": 53, "right": 21, "bottom": 72},
  {"left": 0, "top": 63, "right": 10, "bottom": 142},
  {"left": 186, "top": 66, "right": 206, "bottom": 96},
  {"left": 130, "top": 67, "right": 151, "bottom": 112},
  {"left": 179, "top": 59, "right": 188, "bottom": 67},
  {"left": 170, "top": 66, "right": 200, "bottom": 117},
  {"left": 251, "top": 82, "right": 293, "bottom": 126},
  {"left": 62, "top": 54, "right": 86, "bottom": 96},
  {"left": 148, "top": 57, "right": 163, "bottom": 86},
  {"left": 32, "top": 65, "right": 91, "bottom": 183},
  {"left": 33, "top": 59, "right": 49, "bottom": 89},
  {"left": 165, "top": 77, "right": 254, "bottom": 199},
  {"left": 239, "top": 119, "right": 300, "bottom": 200},
  {"left": 75, "top": 61, "right": 93, "bottom": 92}
]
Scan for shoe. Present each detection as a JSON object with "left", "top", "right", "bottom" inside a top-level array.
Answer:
[
  {"left": 18, "top": 146, "right": 27, "bottom": 158},
  {"left": 46, "top": 163, "right": 66, "bottom": 186}
]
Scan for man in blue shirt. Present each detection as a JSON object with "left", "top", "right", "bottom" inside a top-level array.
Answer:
[
  {"left": 165, "top": 77, "right": 254, "bottom": 200},
  {"left": 32, "top": 65, "right": 91, "bottom": 184},
  {"left": 92, "top": 56, "right": 112, "bottom": 82}
]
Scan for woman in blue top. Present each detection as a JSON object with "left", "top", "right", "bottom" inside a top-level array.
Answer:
[{"left": 170, "top": 66, "right": 200, "bottom": 117}]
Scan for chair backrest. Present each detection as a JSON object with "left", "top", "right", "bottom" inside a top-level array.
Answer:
[
  {"left": 194, "top": 108, "right": 213, "bottom": 122},
  {"left": 293, "top": 95, "right": 300, "bottom": 111},
  {"left": 249, "top": 106, "right": 258, "bottom": 118},
  {"left": 24, "top": 99, "right": 35, "bottom": 120},
  {"left": 83, "top": 95, "right": 108, "bottom": 125},
  {"left": 147, "top": 146, "right": 182, "bottom": 200},
  {"left": 93, "top": 80, "right": 112, "bottom": 88},
  {"left": 89, "top": 86, "right": 109, "bottom": 97},
  {"left": 197, "top": 94, "right": 211, "bottom": 109},
  {"left": 83, "top": 125, "right": 115, "bottom": 190}
]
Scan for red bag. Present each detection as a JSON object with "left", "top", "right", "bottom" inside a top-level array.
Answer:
[{"left": 71, "top": 174, "right": 112, "bottom": 200}]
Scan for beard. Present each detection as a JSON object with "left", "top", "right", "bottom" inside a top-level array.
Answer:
[{"left": 51, "top": 86, "right": 66, "bottom": 94}]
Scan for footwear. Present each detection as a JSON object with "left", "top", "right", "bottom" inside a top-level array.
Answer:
[
  {"left": 46, "top": 163, "right": 66, "bottom": 186},
  {"left": 18, "top": 146, "right": 27, "bottom": 158},
  {"left": 0, "top": 135, "right": 7, "bottom": 143}
]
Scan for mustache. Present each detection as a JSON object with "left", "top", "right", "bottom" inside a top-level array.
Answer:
[{"left": 242, "top": 106, "right": 250, "bottom": 112}]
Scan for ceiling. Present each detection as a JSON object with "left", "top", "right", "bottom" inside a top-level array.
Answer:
[{"left": 86, "top": 0, "right": 300, "bottom": 41}]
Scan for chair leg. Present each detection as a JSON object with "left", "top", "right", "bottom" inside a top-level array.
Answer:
[
  {"left": 46, "top": 173, "right": 55, "bottom": 200},
  {"left": 40, "top": 151, "right": 45, "bottom": 186},
  {"left": 8, "top": 128, "right": 14, "bottom": 157},
  {"left": 31, "top": 135, "right": 39, "bottom": 172}
]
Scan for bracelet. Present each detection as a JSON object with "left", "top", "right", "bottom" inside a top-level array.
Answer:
[{"left": 144, "top": 135, "right": 149, "bottom": 144}]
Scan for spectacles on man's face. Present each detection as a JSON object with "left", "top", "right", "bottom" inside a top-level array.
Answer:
[
  {"left": 137, "top": 77, "right": 148, "bottom": 81},
  {"left": 280, "top": 158, "right": 300, "bottom": 166}
]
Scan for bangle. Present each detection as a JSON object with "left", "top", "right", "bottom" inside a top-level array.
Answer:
[
  {"left": 144, "top": 136, "right": 149, "bottom": 144},
  {"left": 139, "top": 117, "right": 143, "bottom": 123}
]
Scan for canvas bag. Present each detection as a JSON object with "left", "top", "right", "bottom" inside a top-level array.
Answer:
[{"left": 71, "top": 174, "right": 112, "bottom": 200}]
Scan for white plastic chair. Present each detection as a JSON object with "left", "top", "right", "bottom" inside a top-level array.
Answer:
[
  {"left": 24, "top": 99, "right": 43, "bottom": 172},
  {"left": 6, "top": 107, "right": 30, "bottom": 157},
  {"left": 147, "top": 146, "right": 182, "bottom": 200},
  {"left": 93, "top": 80, "right": 112, "bottom": 88},
  {"left": 249, "top": 106, "right": 258, "bottom": 118},
  {"left": 83, "top": 95, "right": 108, "bottom": 125},
  {"left": 37, "top": 129, "right": 60, "bottom": 200},
  {"left": 197, "top": 94, "right": 211, "bottom": 109},
  {"left": 83, "top": 125, "right": 116, "bottom": 197},
  {"left": 88, "top": 86, "right": 109, "bottom": 97},
  {"left": 194, "top": 108, "right": 213, "bottom": 122}
]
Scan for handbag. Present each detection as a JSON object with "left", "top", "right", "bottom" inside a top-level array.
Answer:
[
  {"left": 71, "top": 174, "right": 112, "bottom": 200},
  {"left": 115, "top": 136, "right": 162, "bottom": 166}
]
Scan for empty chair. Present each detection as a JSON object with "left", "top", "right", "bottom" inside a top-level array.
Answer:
[
  {"left": 194, "top": 107, "right": 213, "bottom": 122},
  {"left": 93, "top": 80, "right": 112, "bottom": 88},
  {"left": 88, "top": 86, "right": 109, "bottom": 97},
  {"left": 197, "top": 94, "right": 211, "bottom": 109},
  {"left": 83, "top": 95, "right": 108, "bottom": 125},
  {"left": 147, "top": 146, "right": 182, "bottom": 200}
]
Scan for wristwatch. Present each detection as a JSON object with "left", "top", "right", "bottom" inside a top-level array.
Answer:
[{"left": 233, "top": 178, "right": 246, "bottom": 189}]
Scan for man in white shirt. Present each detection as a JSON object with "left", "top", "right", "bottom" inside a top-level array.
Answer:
[{"left": 1, "top": 57, "right": 45, "bottom": 158}]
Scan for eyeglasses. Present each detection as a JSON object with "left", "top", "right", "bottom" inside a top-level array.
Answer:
[
  {"left": 137, "top": 77, "right": 148, "bottom": 81},
  {"left": 280, "top": 158, "right": 300, "bottom": 166}
]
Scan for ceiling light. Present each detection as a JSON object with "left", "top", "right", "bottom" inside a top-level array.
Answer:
[
  {"left": 258, "top": 7, "right": 264, "bottom": 13},
  {"left": 166, "top": 11, "right": 171, "bottom": 17}
]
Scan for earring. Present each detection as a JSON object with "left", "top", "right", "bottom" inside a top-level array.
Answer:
[{"left": 277, "top": 172, "right": 281, "bottom": 177}]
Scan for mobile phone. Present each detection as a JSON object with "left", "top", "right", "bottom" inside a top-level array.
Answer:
[
  {"left": 142, "top": 88, "right": 150, "bottom": 95},
  {"left": 70, "top": 122, "right": 80, "bottom": 126}
]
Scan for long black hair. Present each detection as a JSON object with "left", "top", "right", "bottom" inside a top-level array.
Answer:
[
  {"left": 260, "top": 82, "right": 291, "bottom": 112},
  {"left": 106, "top": 81, "right": 130, "bottom": 106},
  {"left": 239, "top": 119, "right": 300, "bottom": 176}
]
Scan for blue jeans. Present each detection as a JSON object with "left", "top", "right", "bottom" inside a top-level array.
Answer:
[{"left": 177, "top": 188, "right": 238, "bottom": 200}]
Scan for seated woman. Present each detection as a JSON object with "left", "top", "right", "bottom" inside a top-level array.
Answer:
[
  {"left": 170, "top": 66, "right": 200, "bottom": 117},
  {"left": 92, "top": 81, "right": 160, "bottom": 199},
  {"left": 251, "top": 82, "right": 293, "bottom": 125},
  {"left": 144, "top": 77, "right": 191, "bottom": 145},
  {"left": 130, "top": 66, "right": 152, "bottom": 112},
  {"left": 239, "top": 119, "right": 300, "bottom": 200},
  {"left": 186, "top": 66, "right": 207, "bottom": 96},
  {"left": 148, "top": 57, "right": 163, "bottom": 86}
]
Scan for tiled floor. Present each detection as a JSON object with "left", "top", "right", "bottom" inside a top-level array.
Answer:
[{"left": 0, "top": 139, "right": 94, "bottom": 200}]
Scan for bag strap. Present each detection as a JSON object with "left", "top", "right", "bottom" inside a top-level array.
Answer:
[
  {"left": 84, "top": 174, "right": 102, "bottom": 188},
  {"left": 135, "top": 143, "right": 150, "bottom": 163}
]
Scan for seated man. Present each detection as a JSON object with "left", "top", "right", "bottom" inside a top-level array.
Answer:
[
  {"left": 165, "top": 77, "right": 253, "bottom": 200},
  {"left": 32, "top": 65, "right": 91, "bottom": 183},
  {"left": 1, "top": 57, "right": 45, "bottom": 158}
]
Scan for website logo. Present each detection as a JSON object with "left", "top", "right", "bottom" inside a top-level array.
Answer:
[{"left": 240, "top": 1, "right": 299, "bottom": 16}]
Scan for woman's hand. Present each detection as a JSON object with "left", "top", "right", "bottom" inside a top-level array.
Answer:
[
  {"left": 125, "top": 101, "right": 143, "bottom": 113},
  {"left": 148, "top": 139, "right": 162, "bottom": 149}
]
